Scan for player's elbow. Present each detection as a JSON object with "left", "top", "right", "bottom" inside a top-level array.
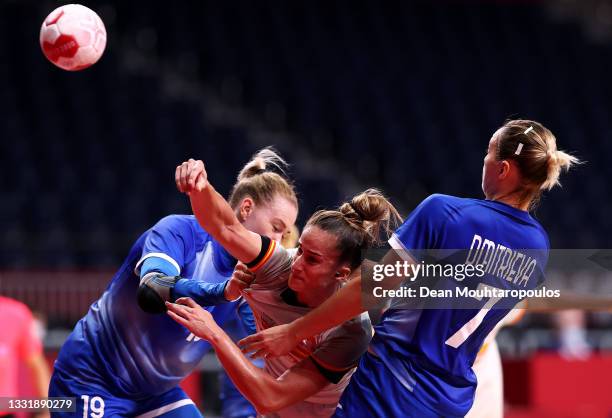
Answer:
[
  {"left": 253, "top": 397, "right": 284, "bottom": 415},
  {"left": 250, "top": 385, "right": 290, "bottom": 414}
]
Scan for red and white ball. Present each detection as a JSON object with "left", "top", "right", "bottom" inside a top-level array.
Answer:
[{"left": 40, "top": 4, "right": 107, "bottom": 71}]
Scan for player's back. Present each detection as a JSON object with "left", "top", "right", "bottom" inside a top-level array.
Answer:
[
  {"left": 54, "top": 215, "right": 238, "bottom": 397},
  {"left": 371, "top": 194, "right": 549, "bottom": 416}
]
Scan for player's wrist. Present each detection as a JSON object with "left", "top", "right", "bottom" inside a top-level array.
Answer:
[
  {"left": 208, "top": 323, "right": 227, "bottom": 345},
  {"left": 287, "top": 320, "right": 303, "bottom": 343},
  {"left": 223, "top": 280, "right": 239, "bottom": 301}
]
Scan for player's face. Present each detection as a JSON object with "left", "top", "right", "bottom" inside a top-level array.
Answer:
[
  {"left": 242, "top": 195, "right": 298, "bottom": 243},
  {"left": 482, "top": 131, "right": 502, "bottom": 198},
  {"left": 289, "top": 226, "right": 345, "bottom": 297}
]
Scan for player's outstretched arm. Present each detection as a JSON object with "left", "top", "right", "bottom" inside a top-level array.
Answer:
[
  {"left": 239, "top": 251, "right": 409, "bottom": 358},
  {"left": 239, "top": 276, "right": 364, "bottom": 358},
  {"left": 166, "top": 298, "right": 328, "bottom": 414},
  {"left": 175, "top": 159, "right": 261, "bottom": 263},
  {"left": 171, "top": 263, "right": 255, "bottom": 306}
]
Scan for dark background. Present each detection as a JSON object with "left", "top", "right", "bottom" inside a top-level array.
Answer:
[
  {"left": 1, "top": 0, "right": 611, "bottom": 270},
  {"left": 1, "top": 1, "right": 611, "bottom": 416}
]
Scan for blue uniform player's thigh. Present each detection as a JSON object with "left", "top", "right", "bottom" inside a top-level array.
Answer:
[
  {"left": 136, "top": 387, "right": 203, "bottom": 418},
  {"left": 333, "top": 353, "right": 443, "bottom": 418},
  {"left": 50, "top": 368, "right": 203, "bottom": 418},
  {"left": 49, "top": 367, "right": 133, "bottom": 417}
]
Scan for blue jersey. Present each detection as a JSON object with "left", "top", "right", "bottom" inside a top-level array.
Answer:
[
  {"left": 54, "top": 215, "right": 249, "bottom": 397},
  {"left": 364, "top": 195, "right": 549, "bottom": 417}
]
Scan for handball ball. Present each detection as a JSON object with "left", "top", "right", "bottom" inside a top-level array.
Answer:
[{"left": 40, "top": 4, "right": 107, "bottom": 71}]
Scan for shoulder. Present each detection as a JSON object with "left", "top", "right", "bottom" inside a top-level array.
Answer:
[
  {"left": 399, "top": 194, "right": 476, "bottom": 229},
  {"left": 410, "top": 194, "right": 475, "bottom": 218},
  {"left": 419, "top": 194, "right": 479, "bottom": 214},
  {"left": 152, "top": 214, "right": 199, "bottom": 233},
  {"left": 150, "top": 215, "right": 210, "bottom": 246}
]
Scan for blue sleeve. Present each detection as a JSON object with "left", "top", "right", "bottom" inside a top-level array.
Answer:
[
  {"left": 390, "top": 194, "right": 449, "bottom": 256},
  {"left": 173, "top": 279, "right": 230, "bottom": 306},
  {"left": 135, "top": 215, "right": 195, "bottom": 276},
  {"left": 212, "top": 240, "right": 237, "bottom": 276},
  {"left": 236, "top": 299, "right": 257, "bottom": 335}
]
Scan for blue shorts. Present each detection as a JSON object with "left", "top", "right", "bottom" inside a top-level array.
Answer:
[
  {"left": 49, "top": 367, "right": 203, "bottom": 418},
  {"left": 333, "top": 352, "right": 452, "bottom": 418}
]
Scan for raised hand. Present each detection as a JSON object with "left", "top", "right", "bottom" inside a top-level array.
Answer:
[
  {"left": 175, "top": 158, "right": 208, "bottom": 194},
  {"left": 166, "top": 297, "right": 221, "bottom": 341},
  {"left": 239, "top": 323, "right": 300, "bottom": 359}
]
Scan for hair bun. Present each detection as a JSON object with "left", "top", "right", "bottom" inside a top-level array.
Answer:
[{"left": 237, "top": 147, "right": 289, "bottom": 182}]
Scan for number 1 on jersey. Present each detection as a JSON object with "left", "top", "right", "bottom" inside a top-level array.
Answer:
[{"left": 445, "top": 283, "right": 502, "bottom": 348}]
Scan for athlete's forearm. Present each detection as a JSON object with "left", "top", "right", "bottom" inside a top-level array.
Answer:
[
  {"left": 291, "top": 276, "right": 366, "bottom": 341},
  {"left": 190, "top": 183, "right": 240, "bottom": 241},
  {"left": 288, "top": 250, "right": 412, "bottom": 340},
  {"left": 173, "top": 279, "right": 229, "bottom": 306},
  {"left": 189, "top": 183, "right": 260, "bottom": 263},
  {"left": 208, "top": 327, "right": 296, "bottom": 414}
]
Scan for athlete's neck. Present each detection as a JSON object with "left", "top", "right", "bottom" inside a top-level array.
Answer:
[{"left": 488, "top": 193, "right": 530, "bottom": 211}]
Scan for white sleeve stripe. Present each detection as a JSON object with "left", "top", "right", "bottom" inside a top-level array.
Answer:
[
  {"left": 134, "top": 252, "right": 181, "bottom": 276},
  {"left": 388, "top": 234, "right": 415, "bottom": 263},
  {"left": 388, "top": 234, "right": 407, "bottom": 252}
]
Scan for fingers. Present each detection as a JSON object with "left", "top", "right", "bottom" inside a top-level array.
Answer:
[
  {"left": 167, "top": 309, "right": 190, "bottom": 328},
  {"left": 175, "top": 159, "right": 206, "bottom": 194},
  {"left": 238, "top": 334, "right": 259, "bottom": 348},
  {"left": 233, "top": 270, "right": 254, "bottom": 284},
  {"left": 165, "top": 301, "right": 190, "bottom": 317},
  {"left": 235, "top": 262, "right": 250, "bottom": 272},
  {"left": 175, "top": 297, "right": 195, "bottom": 306},
  {"left": 175, "top": 165, "right": 183, "bottom": 193},
  {"left": 188, "top": 160, "right": 203, "bottom": 187},
  {"left": 238, "top": 334, "right": 265, "bottom": 355},
  {"left": 233, "top": 264, "right": 255, "bottom": 284},
  {"left": 233, "top": 278, "right": 250, "bottom": 290},
  {"left": 248, "top": 348, "right": 269, "bottom": 360},
  {"left": 240, "top": 340, "right": 265, "bottom": 354},
  {"left": 195, "top": 172, "right": 207, "bottom": 192},
  {"left": 182, "top": 297, "right": 200, "bottom": 309},
  {"left": 176, "top": 161, "right": 189, "bottom": 193}
]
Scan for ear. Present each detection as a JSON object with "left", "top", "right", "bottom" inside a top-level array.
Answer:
[
  {"left": 498, "top": 160, "right": 511, "bottom": 180},
  {"left": 334, "top": 265, "right": 352, "bottom": 282},
  {"left": 238, "top": 197, "right": 255, "bottom": 222}
]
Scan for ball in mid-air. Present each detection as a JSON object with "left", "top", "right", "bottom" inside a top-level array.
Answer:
[{"left": 40, "top": 4, "right": 107, "bottom": 71}]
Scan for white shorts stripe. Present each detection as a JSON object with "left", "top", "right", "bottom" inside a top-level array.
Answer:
[{"left": 135, "top": 399, "right": 194, "bottom": 418}]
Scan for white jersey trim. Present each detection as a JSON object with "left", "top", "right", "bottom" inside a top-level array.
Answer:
[
  {"left": 388, "top": 234, "right": 408, "bottom": 253},
  {"left": 135, "top": 399, "right": 194, "bottom": 418},
  {"left": 388, "top": 234, "right": 417, "bottom": 263},
  {"left": 134, "top": 252, "right": 181, "bottom": 276}
]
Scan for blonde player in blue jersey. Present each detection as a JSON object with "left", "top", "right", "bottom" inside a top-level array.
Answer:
[
  {"left": 240, "top": 119, "right": 580, "bottom": 417},
  {"left": 166, "top": 158, "right": 401, "bottom": 417},
  {"left": 49, "top": 149, "right": 298, "bottom": 418}
]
